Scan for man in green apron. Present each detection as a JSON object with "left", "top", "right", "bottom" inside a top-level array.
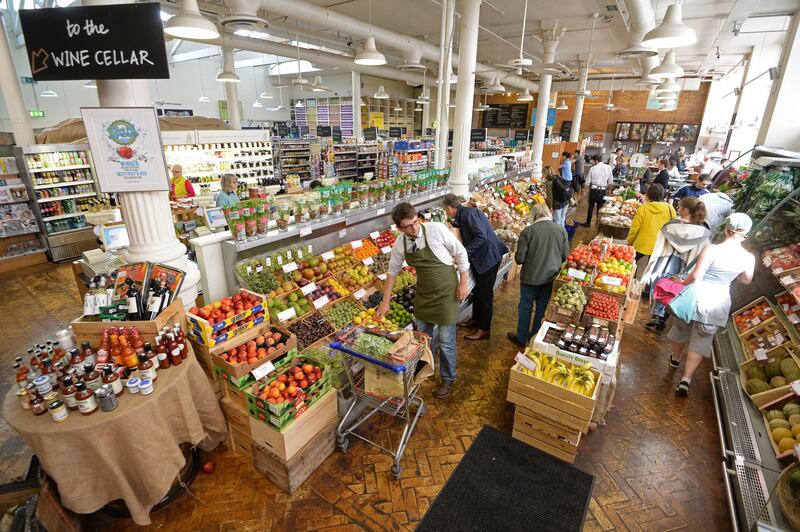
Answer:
[{"left": 377, "top": 203, "right": 470, "bottom": 399}]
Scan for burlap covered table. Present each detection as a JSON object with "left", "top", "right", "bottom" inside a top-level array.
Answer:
[{"left": 3, "top": 347, "right": 226, "bottom": 525}]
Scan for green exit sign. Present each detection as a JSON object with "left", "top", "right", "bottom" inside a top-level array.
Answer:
[
  {"left": 29, "top": 110, "right": 44, "bottom": 118},
  {"left": 20, "top": 76, "right": 37, "bottom": 84}
]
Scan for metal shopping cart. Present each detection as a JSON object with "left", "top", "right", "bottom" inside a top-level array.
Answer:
[{"left": 330, "top": 327, "right": 429, "bottom": 479}]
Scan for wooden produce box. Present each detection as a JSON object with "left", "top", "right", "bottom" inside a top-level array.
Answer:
[
  {"left": 506, "top": 362, "right": 601, "bottom": 434},
  {"left": 512, "top": 406, "right": 581, "bottom": 464},
  {"left": 252, "top": 421, "right": 336, "bottom": 494},
  {"left": 544, "top": 303, "right": 583, "bottom": 327},
  {"left": 186, "top": 289, "right": 266, "bottom": 347},
  {"left": 221, "top": 378, "right": 251, "bottom": 411},
  {"left": 622, "top": 296, "right": 640, "bottom": 325},
  {"left": 733, "top": 296, "right": 777, "bottom": 337},
  {"left": 739, "top": 345, "right": 800, "bottom": 407},
  {"left": 71, "top": 297, "right": 186, "bottom": 345},
  {"left": 739, "top": 318, "right": 794, "bottom": 360},
  {"left": 221, "top": 397, "right": 253, "bottom": 459},
  {"left": 248, "top": 387, "right": 338, "bottom": 462},
  {"left": 759, "top": 393, "right": 800, "bottom": 462},
  {"left": 580, "top": 312, "right": 622, "bottom": 337},
  {"left": 210, "top": 324, "right": 298, "bottom": 380}
]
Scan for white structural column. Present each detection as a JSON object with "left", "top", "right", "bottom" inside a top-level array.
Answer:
[
  {"left": 449, "top": 0, "right": 482, "bottom": 197},
  {"left": 222, "top": 48, "right": 242, "bottom": 129},
  {"left": 756, "top": 9, "right": 800, "bottom": 150},
  {"left": 531, "top": 23, "right": 565, "bottom": 178},
  {"left": 352, "top": 71, "right": 362, "bottom": 139},
  {"left": 435, "top": 0, "right": 455, "bottom": 169},
  {"left": 0, "top": 18, "right": 35, "bottom": 145},
  {"left": 421, "top": 90, "right": 431, "bottom": 135},
  {"left": 570, "top": 59, "right": 590, "bottom": 143}
]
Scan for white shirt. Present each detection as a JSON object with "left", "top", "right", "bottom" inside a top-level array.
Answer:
[
  {"left": 668, "top": 166, "right": 681, "bottom": 179},
  {"left": 702, "top": 160, "right": 719, "bottom": 176},
  {"left": 608, "top": 153, "right": 617, "bottom": 166},
  {"left": 388, "top": 221, "right": 470, "bottom": 276},
  {"left": 699, "top": 192, "right": 734, "bottom": 233},
  {"left": 586, "top": 162, "right": 614, "bottom": 189}
]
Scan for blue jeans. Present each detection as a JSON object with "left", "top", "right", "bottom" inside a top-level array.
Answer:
[
  {"left": 516, "top": 282, "right": 553, "bottom": 345},
  {"left": 553, "top": 206, "right": 568, "bottom": 227},
  {"left": 415, "top": 319, "right": 457, "bottom": 382}
]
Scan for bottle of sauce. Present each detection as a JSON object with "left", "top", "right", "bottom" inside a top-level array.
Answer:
[
  {"left": 81, "top": 341, "right": 97, "bottom": 366},
  {"left": 110, "top": 335, "right": 123, "bottom": 366},
  {"left": 130, "top": 327, "right": 145, "bottom": 355},
  {"left": 155, "top": 336, "right": 170, "bottom": 369},
  {"left": 173, "top": 325, "right": 188, "bottom": 359},
  {"left": 74, "top": 381, "right": 98, "bottom": 415},
  {"left": 15, "top": 356, "right": 28, "bottom": 376},
  {"left": 83, "top": 363, "right": 102, "bottom": 391},
  {"left": 137, "top": 352, "right": 157, "bottom": 381},
  {"left": 143, "top": 342, "right": 158, "bottom": 372},
  {"left": 60, "top": 376, "right": 78, "bottom": 411},
  {"left": 14, "top": 362, "right": 27, "bottom": 389},
  {"left": 120, "top": 337, "right": 138, "bottom": 369},
  {"left": 167, "top": 333, "right": 182, "bottom": 366},
  {"left": 28, "top": 386, "right": 47, "bottom": 416},
  {"left": 27, "top": 348, "right": 39, "bottom": 369},
  {"left": 101, "top": 366, "right": 123, "bottom": 396},
  {"left": 69, "top": 348, "right": 85, "bottom": 376},
  {"left": 40, "top": 358, "right": 57, "bottom": 386},
  {"left": 96, "top": 334, "right": 110, "bottom": 364}
]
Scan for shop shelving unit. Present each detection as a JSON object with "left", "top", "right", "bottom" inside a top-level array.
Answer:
[
  {"left": 356, "top": 142, "right": 380, "bottom": 179},
  {"left": 0, "top": 156, "right": 47, "bottom": 272},
  {"left": 330, "top": 145, "right": 358, "bottom": 181},
  {"left": 15, "top": 144, "right": 103, "bottom": 261},
  {"left": 291, "top": 97, "right": 355, "bottom": 138},
  {"left": 162, "top": 130, "right": 275, "bottom": 197},
  {"left": 274, "top": 139, "right": 312, "bottom": 183},
  {"left": 360, "top": 97, "right": 416, "bottom": 137}
]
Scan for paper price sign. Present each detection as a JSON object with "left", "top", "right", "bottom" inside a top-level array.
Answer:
[
  {"left": 376, "top": 208, "right": 385, "bottom": 216},
  {"left": 381, "top": 246, "right": 392, "bottom": 254},
  {"left": 515, "top": 352, "right": 537, "bottom": 371},
  {"left": 339, "top": 229, "right": 347, "bottom": 238},
  {"left": 246, "top": 266, "right": 253, "bottom": 274},
  {"left": 321, "top": 251, "right": 335, "bottom": 261},
  {"left": 378, "top": 273, "right": 387, "bottom": 280},
  {"left": 369, "top": 231, "right": 380, "bottom": 239},
  {"left": 362, "top": 257, "right": 374, "bottom": 266},
  {"left": 792, "top": 380, "right": 800, "bottom": 397},
  {"left": 423, "top": 213, "right": 432, "bottom": 220},
  {"left": 754, "top": 347, "right": 768, "bottom": 361},
  {"left": 277, "top": 307, "right": 296, "bottom": 321},
  {"left": 350, "top": 240, "right": 363, "bottom": 249},
  {"left": 313, "top": 296, "right": 329, "bottom": 309},
  {"left": 251, "top": 360, "right": 276, "bottom": 381},
  {"left": 265, "top": 257, "right": 272, "bottom": 267},
  {"left": 353, "top": 288, "right": 367, "bottom": 300},
  {"left": 300, "top": 227, "right": 312, "bottom": 237},
  {"left": 300, "top": 283, "right": 316, "bottom": 295},
  {"left": 391, "top": 224, "right": 397, "bottom": 231},
  {"left": 276, "top": 256, "right": 283, "bottom": 265},
  {"left": 567, "top": 268, "right": 587, "bottom": 281},
  {"left": 282, "top": 262, "right": 298, "bottom": 273},
  {"left": 286, "top": 250, "right": 293, "bottom": 259},
  {"left": 601, "top": 275, "right": 622, "bottom": 287}
]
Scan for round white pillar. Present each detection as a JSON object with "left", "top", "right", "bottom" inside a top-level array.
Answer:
[
  {"left": 435, "top": 0, "right": 455, "bottom": 169},
  {"left": 570, "top": 59, "right": 589, "bottom": 143},
  {"left": 0, "top": 18, "right": 35, "bottom": 145},
  {"left": 352, "top": 71, "right": 362, "bottom": 139},
  {"left": 449, "top": 0, "right": 482, "bottom": 197},
  {"left": 531, "top": 25, "right": 564, "bottom": 179}
]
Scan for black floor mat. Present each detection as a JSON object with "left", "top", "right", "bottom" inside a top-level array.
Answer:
[{"left": 416, "top": 425, "right": 595, "bottom": 532}]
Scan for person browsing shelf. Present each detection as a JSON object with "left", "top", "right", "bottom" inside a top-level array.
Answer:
[
  {"left": 582, "top": 154, "right": 614, "bottom": 227},
  {"left": 215, "top": 174, "right": 240, "bottom": 209}
]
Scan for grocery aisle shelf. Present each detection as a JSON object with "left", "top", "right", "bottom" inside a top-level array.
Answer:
[
  {"left": 37, "top": 192, "right": 97, "bottom": 203},
  {"left": 34, "top": 180, "right": 95, "bottom": 190},
  {"left": 29, "top": 164, "right": 91, "bottom": 174}
]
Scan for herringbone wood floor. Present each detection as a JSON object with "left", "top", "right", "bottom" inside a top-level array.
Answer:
[{"left": 0, "top": 208, "right": 731, "bottom": 531}]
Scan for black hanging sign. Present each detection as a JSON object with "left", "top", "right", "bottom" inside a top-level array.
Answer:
[
  {"left": 299, "top": 125, "right": 309, "bottom": 135},
  {"left": 364, "top": 127, "right": 377, "bottom": 141},
  {"left": 470, "top": 128, "right": 487, "bottom": 142},
  {"left": 515, "top": 130, "right": 529, "bottom": 141},
  {"left": 276, "top": 123, "right": 289, "bottom": 137},
  {"left": 389, "top": 127, "right": 401, "bottom": 138},
  {"left": 332, "top": 127, "right": 342, "bottom": 143},
  {"left": 316, "top": 125, "right": 331, "bottom": 137},
  {"left": 19, "top": 3, "right": 169, "bottom": 81}
]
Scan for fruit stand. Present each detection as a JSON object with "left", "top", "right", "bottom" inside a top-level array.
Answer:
[{"left": 597, "top": 188, "right": 642, "bottom": 241}]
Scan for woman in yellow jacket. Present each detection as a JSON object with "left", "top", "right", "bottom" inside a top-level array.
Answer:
[{"left": 627, "top": 183, "right": 676, "bottom": 262}]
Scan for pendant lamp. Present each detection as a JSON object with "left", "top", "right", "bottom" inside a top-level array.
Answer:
[
  {"left": 556, "top": 99, "right": 569, "bottom": 110},
  {"left": 656, "top": 91, "right": 678, "bottom": 101},
  {"left": 198, "top": 96, "right": 210, "bottom": 102},
  {"left": 642, "top": 4, "right": 697, "bottom": 49},
  {"left": 374, "top": 85, "right": 389, "bottom": 99},
  {"left": 164, "top": 0, "right": 220, "bottom": 40},
  {"left": 654, "top": 78, "right": 681, "bottom": 93},
  {"left": 517, "top": 88, "right": 533, "bottom": 102},
  {"left": 650, "top": 51, "right": 684, "bottom": 79},
  {"left": 216, "top": 48, "right": 240, "bottom": 82},
  {"left": 354, "top": 1, "right": 386, "bottom": 66}
]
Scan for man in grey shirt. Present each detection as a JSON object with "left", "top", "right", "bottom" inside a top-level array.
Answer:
[{"left": 573, "top": 150, "right": 585, "bottom": 194}]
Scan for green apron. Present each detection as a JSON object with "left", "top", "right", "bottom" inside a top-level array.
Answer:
[{"left": 404, "top": 223, "right": 459, "bottom": 325}]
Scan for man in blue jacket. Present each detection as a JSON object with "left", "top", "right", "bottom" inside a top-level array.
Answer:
[{"left": 442, "top": 194, "right": 509, "bottom": 341}]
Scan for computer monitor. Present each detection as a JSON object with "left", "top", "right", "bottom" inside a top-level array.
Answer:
[
  {"left": 204, "top": 207, "right": 227, "bottom": 229},
  {"left": 100, "top": 223, "right": 130, "bottom": 252}
]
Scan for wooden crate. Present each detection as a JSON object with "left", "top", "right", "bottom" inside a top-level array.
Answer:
[
  {"left": 71, "top": 297, "right": 185, "bottom": 345},
  {"left": 186, "top": 289, "right": 267, "bottom": 346},
  {"left": 221, "top": 397, "right": 251, "bottom": 432},
  {"left": 622, "top": 297, "right": 639, "bottom": 325},
  {"left": 210, "top": 324, "right": 297, "bottom": 379},
  {"left": 739, "top": 345, "right": 800, "bottom": 407},
  {"left": 759, "top": 393, "right": 800, "bottom": 462},
  {"left": 512, "top": 408, "right": 579, "bottom": 464},
  {"left": 738, "top": 319, "right": 794, "bottom": 360},
  {"left": 544, "top": 303, "right": 583, "bottom": 327},
  {"left": 248, "top": 388, "right": 337, "bottom": 462},
  {"left": 252, "top": 422, "right": 336, "bottom": 494},
  {"left": 506, "top": 362, "right": 601, "bottom": 434},
  {"left": 732, "top": 296, "right": 777, "bottom": 337},
  {"left": 221, "top": 379, "right": 250, "bottom": 411}
]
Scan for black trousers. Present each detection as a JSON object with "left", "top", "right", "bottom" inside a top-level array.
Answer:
[
  {"left": 471, "top": 262, "right": 500, "bottom": 332},
  {"left": 585, "top": 188, "right": 606, "bottom": 225}
]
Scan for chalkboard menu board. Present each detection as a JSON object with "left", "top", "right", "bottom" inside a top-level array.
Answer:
[
  {"left": 514, "top": 130, "right": 529, "bottom": 141},
  {"left": 401, "top": 127, "right": 407, "bottom": 135},
  {"left": 389, "top": 127, "right": 401, "bottom": 138},
  {"left": 425, "top": 128, "right": 434, "bottom": 136},
  {"left": 484, "top": 104, "right": 528, "bottom": 128},
  {"left": 332, "top": 127, "right": 342, "bottom": 142},
  {"left": 290, "top": 125, "right": 299, "bottom": 136},
  {"left": 559, "top": 120, "right": 572, "bottom": 140},
  {"left": 471, "top": 128, "right": 487, "bottom": 142},
  {"left": 317, "top": 125, "right": 332, "bottom": 137},
  {"left": 364, "top": 127, "right": 377, "bottom": 141},
  {"left": 299, "top": 125, "right": 309, "bottom": 135},
  {"left": 276, "top": 123, "right": 289, "bottom": 137}
]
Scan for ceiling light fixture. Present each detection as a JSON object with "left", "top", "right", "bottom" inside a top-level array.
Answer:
[
  {"left": 619, "top": 27, "right": 658, "bottom": 57},
  {"left": 642, "top": 3, "right": 697, "bottom": 49},
  {"left": 654, "top": 78, "right": 681, "bottom": 93},
  {"left": 163, "top": 0, "right": 220, "bottom": 40},
  {"left": 415, "top": 106, "right": 423, "bottom": 112},
  {"left": 199, "top": 96, "right": 210, "bottom": 102},
  {"left": 295, "top": 99, "right": 305, "bottom": 108},
  {"left": 252, "top": 100, "right": 263, "bottom": 108},
  {"left": 216, "top": 48, "right": 240, "bottom": 82},
  {"left": 659, "top": 101, "right": 677, "bottom": 112},
  {"left": 40, "top": 87, "right": 57, "bottom": 98},
  {"left": 260, "top": 65, "right": 274, "bottom": 99},
  {"left": 374, "top": 84, "right": 389, "bottom": 99},
  {"left": 197, "top": 60, "right": 211, "bottom": 102},
  {"left": 650, "top": 50, "right": 684, "bottom": 79},
  {"left": 517, "top": 88, "right": 533, "bottom": 102},
  {"left": 354, "top": 0, "right": 386, "bottom": 66},
  {"left": 394, "top": 102, "right": 403, "bottom": 112},
  {"left": 486, "top": 76, "right": 505, "bottom": 94},
  {"left": 311, "top": 75, "right": 329, "bottom": 92},
  {"left": 656, "top": 91, "right": 678, "bottom": 101},
  {"left": 556, "top": 99, "right": 569, "bottom": 110}
]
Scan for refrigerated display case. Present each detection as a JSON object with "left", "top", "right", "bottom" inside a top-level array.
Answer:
[{"left": 15, "top": 144, "right": 104, "bottom": 261}]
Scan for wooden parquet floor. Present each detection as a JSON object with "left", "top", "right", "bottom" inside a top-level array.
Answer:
[{"left": 0, "top": 205, "right": 731, "bottom": 531}]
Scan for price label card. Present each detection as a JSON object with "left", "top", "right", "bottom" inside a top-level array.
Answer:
[
  {"left": 276, "top": 256, "right": 283, "bottom": 265},
  {"left": 515, "top": 352, "right": 537, "bottom": 371},
  {"left": 776, "top": 333, "right": 785, "bottom": 345},
  {"left": 300, "top": 283, "right": 316, "bottom": 295},
  {"left": 339, "top": 229, "right": 347, "bottom": 238},
  {"left": 362, "top": 257, "right": 374, "bottom": 266},
  {"left": 282, "top": 262, "right": 298, "bottom": 273},
  {"left": 567, "top": 268, "right": 587, "bottom": 281},
  {"left": 601, "top": 275, "right": 622, "bottom": 287},
  {"left": 750, "top": 316, "right": 761, "bottom": 327},
  {"left": 321, "top": 251, "right": 335, "bottom": 261},
  {"left": 277, "top": 307, "right": 297, "bottom": 321},
  {"left": 376, "top": 208, "right": 385, "bottom": 216},
  {"left": 378, "top": 273, "right": 387, "bottom": 280},
  {"left": 300, "top": 227, "right": 312, "bottom": 237},
  {"left": 286, "top": 250, "right": 293, "bottom": 260},
  {"left": 246, "top": 266, "right": 253, "bottom": 274},
  {"left": 313, "top": 296, "right": 329, "bottom": 309},
  {"left": 754, "top": 347, "right": 768, "bottom": 361},
  {"left": 391, "top": 224, "right": 397, "bottom": 231},
  {"left": 353, "top": 288, "right": 367, "bottom": 299},
  {"left": 251, "top": 360, "right": 276, "bottom": 381},
  {"left": 370, "top": 231, "right": 380, "bottom": 240},
  {"left": 265, "top": 257, "right": 272, "bottom": 267},
  {"left": 350, "top": 240, "right": 363, "bottom": 249},
  {"left": 790, "top": 314, "right": 800, "bottom": 325},
  {"left": 255, "top": 265, "right": 263, "bottom": 273},
  {"left": 792, "top": 380, "right": 800, "bottom": 396},
  {"left": 307, "top": 244, "right": 313, "bottom": 254},
  {"left": 381, "top": 246, "right": 392, "bottom": 254}
]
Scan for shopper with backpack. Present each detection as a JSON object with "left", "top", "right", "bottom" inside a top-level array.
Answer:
[{"left": 552, "top": 152, "right": 574, "bottom": 227}]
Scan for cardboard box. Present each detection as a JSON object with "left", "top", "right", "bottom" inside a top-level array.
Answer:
[
  {"left": 738, "top": 345, "right": 800, "bottom": 407},
  {"left": 186, "top": 289, "right": 266, "bottom": 346},
  {"left": 220, "top": 397, "right": 250, "bottom": 432},
  {"left": 246, "top": 353, "right": 329, "bottom": 421},
  {"left": 248, "top": 388, "right": 337, "bottom": 462},
  {"left": 532, "top": 321, "right": 619, "bottom": 380},
  {"left": 210, "top": 324, "right": 297, "bottom": 379},
  {"left": 71, "top": 297, "right": 186, "bottom": 345}
]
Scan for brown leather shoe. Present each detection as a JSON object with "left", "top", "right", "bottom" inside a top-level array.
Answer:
[
  {"left": 457, "top": 319, "right": 478, "bottom": 329},
  {"left": 465, "top": 330, "right": 490, "bottom": 341},
  {"left": 506, "top": 332, "right": 526, "bottom": 348},
  {"left": 433, "top": 380, "right": 454, "bottom": 398}
]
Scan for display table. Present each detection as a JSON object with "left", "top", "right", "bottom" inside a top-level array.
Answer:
[
  {"left": 597, "top": 222, "right": 630, "bottom": 240},
  {"left": 3, "top": 348, "right": 226, "bottom": 525}
]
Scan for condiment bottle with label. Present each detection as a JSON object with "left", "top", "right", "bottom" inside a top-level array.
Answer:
[
  {"left": 101, "top": 366, "right": 123, "bottom": 396},
  {"left": 129, "top": 327, "right": 145, "bottom": 355},
  {"left": 40, "top": 358, "right": 57, "bottom": 386},
  {"left": 154, "top": 336, "right": 170, "bottom": 369},
  {"left": 14, "top": 362, "right": 27, "bottom": 389},
  {"left": 96, "top": 334, "right": 110, "bottom": 364},
  {"left": 143, "top": 343, "right": 158, "bottom": 373},
  {"left": 83, "top": 363, "right": 102, "bottom": 391},
  {"left": 167, "top": 333, "right": 182, "bottom": 366},
  {"left": 28, "top": 386, "right": 47, "bottom": 416},
  {"left": 110, "top": 335, "right": 123, "bottom": 366},
  {"left": 68, "top": 348, "right": 85, "bottom": 376},
  {"left": 120, "top": 337, "right": 138, "bottom": 369},
  {"left": 60, "top": 376, "right": 78, "bottom": 411},
  {"left": 74, "top": 381, "right": 98, "bottom": 415},
  {"left": 137, "top": 352, "right": 157, "bottom": 381},
  {"left": 80, "top": 341, "right": 96, "bottom": 366},
  {"left": 173, "top": 325, "right": 188, "bottom": 359},
  {"left": 48, "top": 400, "right": 69, "bottom": 422}
]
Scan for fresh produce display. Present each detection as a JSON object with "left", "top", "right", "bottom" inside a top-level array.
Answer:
[
  {"left": 394, "top": 285, "right": 416, "bottom": 314},
  {"left": 740, "top": 320, "right": 792, "bottom": 357},
  {"left": 308, "top": 278, "right": 349, "bottom": 305},
  {"left": 292, "top": 256, "right": 330, "bottom": 286},
  {"left": 387, "top": 301, "right": 413, "bottom": 327},
  {"left": 552, "top": 283, "right": 587, "bottom": 313},
  {"left": 555, "top": 323, "right": 616, "bottom": 360},
  {"left": 352, "top": 239, "right": 380, "bottom": 260},
  {"left": 288, "top": 312, "right": 335, "bottom": 348},
  {"left": 744, "top": 355, "right": 800, "bottom": 396},
  {"left": 338, "top": 265, "right": 374, "bottom": 290},
  {"left": 373, "top": 229, "right": 396, "bottom": 249},
  {"left": 363, "top": 291, "right": 384, "bottom": 309},
  {"left": 322, "top": 298, "right": 364, "bottom": 329},
  {"left": 267, "top": 290, "right": 312, "bottom": 322},
  {"left": 251, "top": 360, "right": 325, "bottom": 405},
  {"left": 584, "top": 293, "right": 621, "bottom": 321},
  {"left": 605, "top": 244, "right": 635, "bottom": 264},
  {"left": 392, "top": 270, "right": 417, "bottom": 293},
  {"left": 325, "top": 246, "right": 359, "bottom": 274},
  {"left": 776, "top": 292, "right": 800, "bottom": 331},
  {"left": 560, "top": 245, "right": 602, "bottom": 284},
  {"left": 764, "top": 401, "right": 800, "bottom": 454},
  {"left": 734, "top": 299, "right": 775, "bottom": 333},
  {"left": 236, "top": 257, "right": 281, "bottom": 294},
  {"left": 734, "top": 166, "right": 797, "bottom": 228},
  {"left": 353, "top": 332, "right": 395, "bottom": 357},
  {"left": 763, "top": 243, "right": 800, "bottom": 274},
  {"left": 189, "top": 290, "right": 264, "bottom": 326},
  {"left": 220, "top": 328, "right": 291, "bottom": 366},
  {"left": 516, "top": 349, "right": 597, "bottom": 397},
  {"left": 368, "top": 252, "right": 390, "bottom": 275}
]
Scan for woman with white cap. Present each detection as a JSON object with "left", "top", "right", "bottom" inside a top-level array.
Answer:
[{"left": 667, "top": 212, "right": 755, "bottom": 395}]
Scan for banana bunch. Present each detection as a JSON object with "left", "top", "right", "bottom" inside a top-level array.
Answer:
[{"left": 517, "top": 349, "right": 597, "bottom": 397}]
